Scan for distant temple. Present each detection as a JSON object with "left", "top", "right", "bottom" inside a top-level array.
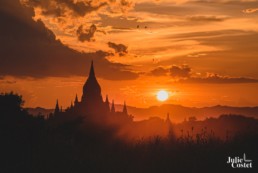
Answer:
[
  {"left": 51, "top": 61, "right": 173, "bottom": 139},
  {"left": 53, "top": 61, "right": 133, "bottom": 124}
]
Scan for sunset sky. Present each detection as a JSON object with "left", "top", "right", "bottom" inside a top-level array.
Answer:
[{"left": 1, "top": 0, "right": 258, "bottom": 109}]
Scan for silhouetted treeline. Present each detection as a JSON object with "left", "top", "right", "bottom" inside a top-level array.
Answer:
[
  {"left": 1, "top": 92, "right": 258, "bottom": 173},
  {"left": 0, "top": 92, "right": 45, "bottom": 172}
]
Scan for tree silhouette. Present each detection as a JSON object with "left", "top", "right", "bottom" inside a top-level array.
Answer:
[{"left": 0, "top": 92, "right": 24, "bottom": 111}]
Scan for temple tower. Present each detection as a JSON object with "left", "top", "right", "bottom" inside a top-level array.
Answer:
[{"left": 81, "top": 61, "right": 104, "bottom": 115}]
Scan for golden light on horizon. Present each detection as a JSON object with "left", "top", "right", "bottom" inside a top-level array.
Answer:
[{"left": 156, "top": 90, "right": 169, "bottom": 102}]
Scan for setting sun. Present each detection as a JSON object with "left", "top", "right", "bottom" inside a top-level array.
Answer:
[{"left": 157, "top": 90, "right": 169, "bottom": 102}]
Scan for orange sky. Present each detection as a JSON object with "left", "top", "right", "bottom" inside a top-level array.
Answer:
[
  {"left": 2, "top": 75, "right": 258, "bottom": 109},
  {"left": 1, "top": 0, "right": 258, "bottom": 108}
]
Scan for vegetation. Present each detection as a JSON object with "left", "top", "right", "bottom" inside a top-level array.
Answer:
[{"left": 1, "top": 93, "right": 258, "bottom": 173}]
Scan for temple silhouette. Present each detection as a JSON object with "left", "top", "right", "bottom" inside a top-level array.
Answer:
[
  {"left": 50, "top": 61, "right": 174, "bottom": 139},
  {"left": 52, "top": 61, "right": 133, "bottom": 125}
]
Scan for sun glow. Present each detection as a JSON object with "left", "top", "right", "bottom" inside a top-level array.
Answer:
[{"left": 157, "top": 90, "right": 169, "bottom": 102}]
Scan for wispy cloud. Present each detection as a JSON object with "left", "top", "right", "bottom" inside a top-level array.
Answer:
[
  {"left": 180, "top": 74, "right": 258, "bottom": 84},
  {"left": 242, "top": 8, "right": 258, "bottom": 14},
  {"left": 148, "top": 65, "right": 258, "bottom": 84}
]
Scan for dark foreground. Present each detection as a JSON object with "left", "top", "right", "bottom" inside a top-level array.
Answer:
[{"left": 1, "top": 93, "right": 258, "bottom": 173}]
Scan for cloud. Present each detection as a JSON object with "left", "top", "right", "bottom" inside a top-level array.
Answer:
[
  {"left": 0, "top": 0, "right": 139, "bottom": 80},
  {"left": 187, "top": 15, "right": 227, "bottom": 22},
  {"left": 22, "top": 0, "right": 135, "bottom": 21},
  {"left": 169, "top": 65, "right": 191, "bottom": 78},
  {"left": 180, "top": 73, "right": 258, "bottom": 84},
  {"left": 149, "top": 65, "right": 258, "bottom": 84},
  {"left": 242, "top": 8, "right": 258, "bottom": 14},
  {"left": 162, "top": 29, "right": 258, "bottom": 78},
  {"left": 108, "top": 42, "right": 128, "bottom": 56},
  {"left": 119, "top": 0, "right": 135, "bottom": 12},
  {"left": 19, "top": 0, "right": 136, "bottom": 53},
  {"left": 148, "top": 67, "right": 168, "bottom": 76},
  {"left": 22, "top": 0, "right": 107, "bottom": 17},
  {"left": 148, "top": 65, "right": 191, "bottom": 78},
  {"left": 77, "top": 24, "right": 97, "bottom": 42}
]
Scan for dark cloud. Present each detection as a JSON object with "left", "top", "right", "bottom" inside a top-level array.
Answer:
[
  {"left": 22, "top": 0, "right": 135, "bottom": 19},
  {"left": 169, "top": 65, "right": 191, "bottom": 78},
  {"left": 149, "top": 65, "right": 191, "bottom": 78},
  {"left": 22, "top": 0, "right": 107, "bottom": 17},
  {"left": 77, "top": 24, "right": 97, "bottom": 42},
  {"left": 108, "top": 42, "right": 128, "bottom": 56},
  {"left": 119, "top": 0, "right": 134, "bottom": 12},
  {"left": 148, "top": 67, "right": 168, "bottom": 76},
  {"left": 0, "top": 0, "right": 138, "bottom": 80},
  {"left": 149, "top": 65, "right": 258, "bottom": 84},
  {"left": 180, "top": 73, "right": 258, "bottom": 84},
  {"left": 187, "top": 15, "right": 227, "bottom": 22}
]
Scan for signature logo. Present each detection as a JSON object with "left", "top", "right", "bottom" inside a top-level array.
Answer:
[{"left": 227, "top": 153, "right": 252, "bottom": 168}]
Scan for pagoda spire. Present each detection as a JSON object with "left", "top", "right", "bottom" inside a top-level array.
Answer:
[
  {"left": 123, "top": 101, "right": 128, "bottom": 115},
  {"left": 105, "top": 95, "right": 110, "bottom": 112},
  {"left": 105, "top": 95, "right": 109, "bottom": 103},
  {"left": 165, "top": 113, "right": 174, "bottom": 137},
  {"left": 74, "top": 94, "right": 79, "bottom": 105},
  {"left": 81, "top": 60, "right": 102, "bottom": 104},
  {"left": 111, "top": 100, "right": 115, "bottom": 113},
  {"left": 54, "top": 99, "right": 60, "bottom": 115},
  {"left": 89, "top": 60, "right": 95, "bottom": 79},
  {"left": 166, "top": 113, "right": 171, "bottom": 123}
]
